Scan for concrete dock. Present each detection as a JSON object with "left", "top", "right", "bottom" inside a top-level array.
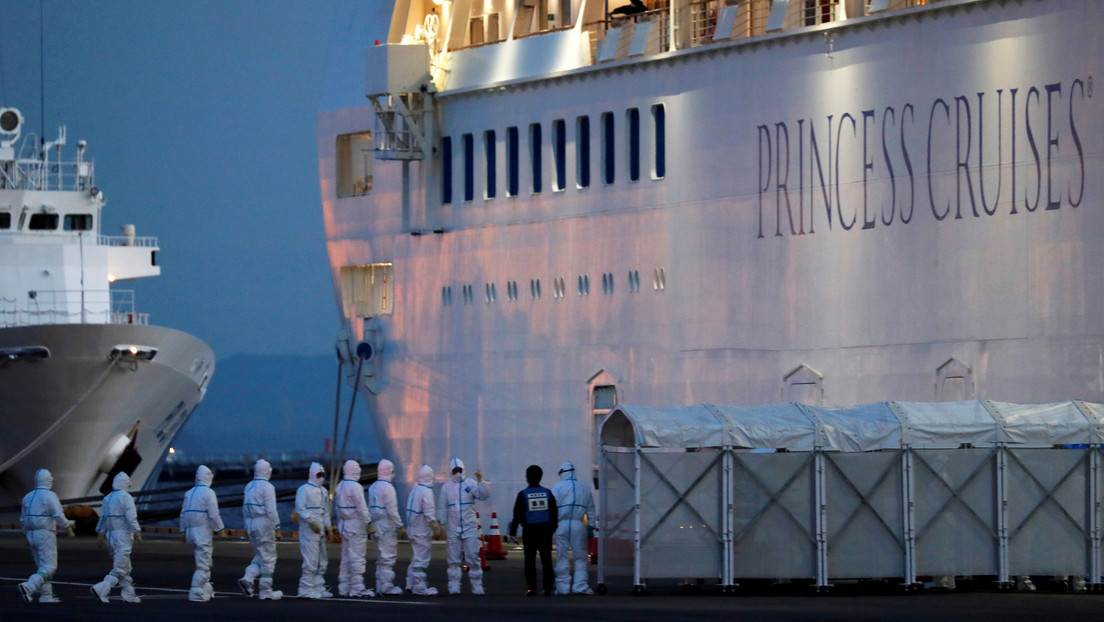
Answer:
[{"left": 2, "top": 531, "right": 1102, "bottom": 621}]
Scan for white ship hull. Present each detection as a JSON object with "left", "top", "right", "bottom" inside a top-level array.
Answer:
[
  {"left": 319, "top": 0, "right": 1104, "bottom": 516},
  {"left": 0, "top": 323, "right": 213, "bottom": 506}
]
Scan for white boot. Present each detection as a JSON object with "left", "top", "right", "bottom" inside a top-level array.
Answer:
[
  {"left": 91, "top": 574, "right": 118, "bottom": 603},
  {"left": 188, "top": 587, "right": 211, "bottom": 602},
  {"left": 17, "top": 582, "right": 34, "bottom": 603},
  {"left": 258, "top": 578, "right": 282, "bottom": 600},
  {"left": 120, "top": 576, "right": 141, "bottom": 603},
  {"left": 121, "top": 588, "right": 142, "bottom": 603},
  {"left": 38, "top": 583, "right": 60, "bottom": 603}
]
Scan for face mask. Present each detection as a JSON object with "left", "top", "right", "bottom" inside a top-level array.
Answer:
[{"left": 452, "top": 472, "right": 464, "bottom": 483}]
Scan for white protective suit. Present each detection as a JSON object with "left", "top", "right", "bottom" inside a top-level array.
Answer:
[
  {"left": 367, "top": 458, "right": 404, "bottom": 595},
  {"left": 551, "top": 462, "right": 596, "bottom": 595},
  {"left": 295, "top": 462, "right": 332, "bottom": 598},
  {"left": 91, "top": 472, "right": 142, "bottom": 603},
  {"left": 239, "top": 459, "right": 282, "bottom": 600},
  {"left": 180, "top": 465, "right": 225, "bottom": 602},
  {"left": 438, "top": 458, "right": 490, "bottom": 595},
  {"left": 404, "top": 465, "right": 438, "bottom": 595},
  {"left": 334, "top": 460, "right": 374, "bottom": 597},
  {"left": 18, "top": 469, "right": 73, "bottom": 603}
]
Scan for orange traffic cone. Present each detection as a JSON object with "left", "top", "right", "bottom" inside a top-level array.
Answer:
[
  {"left": 587, "top": 515, "right": 599, "bottom": 564},
  {"left": 477, "top": 512, "right": 491, "bottom": 571},
  {"left": 485, "top": 512, "right": 507, "bottom": 560}
]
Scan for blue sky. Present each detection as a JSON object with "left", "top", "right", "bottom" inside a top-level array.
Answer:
[{"left": 0, "top": 0, "right": 341, "bottom": 358}]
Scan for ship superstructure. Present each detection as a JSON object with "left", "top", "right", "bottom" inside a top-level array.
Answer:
[{"left": 319, "top": 0, "right": 1104, "bottom": 517}]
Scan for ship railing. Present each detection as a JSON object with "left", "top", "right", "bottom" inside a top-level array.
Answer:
[
  {"left": 513, "top": 23, "right": 576, "bottom": 41},
  {"left": 585, "top": 7, "right": 671, "bottom": 58},
  {"left": 371, "top": 92, "right": 435, "bottom": 161},
  {"left": 161, "top": 450, "right": 374, "bottom": 472},
  {"left": 99, "top": 234, "right": 159, "bottom": 248},
  {"left": 0, "top": 289, "right": 149, "bottom": 327},
  {"left": 444, "top": 0, "right": 936, "bottom": 66},
  {"left": 802, "top": 0, "right": 840, "bottom": 26},
  {"left": 689, "top": 0, "right": 722, "bottom": 46},
  {"left": 0, "top": 139, "right": 96, "bottom": 192}
]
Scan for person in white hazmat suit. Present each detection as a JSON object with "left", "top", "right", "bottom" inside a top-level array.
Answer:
[
  {"left": 551, "top": 462, "right": 596, "bottom": 595},
  {"left": 404, "top": 464, "right": 439, "bottom": 596},
  {"left": 367, "top": 458, "right": 404, "bottom": 595},
  {"left": 238, "top": 459, "right": 282, "bottom": 600},
  {"left": 334, "top": 460, "right": 375, "bottom": 597},
  {"left": 438, "top": 457, "right": 490, "bottom": 595},
  {"left": 90, "top": 471, "right": 142, "bottom": 603},
  {"left": 180, "top": 465, "right": 225, "bottom": 602},
  {"left": 18, "top": 468, "right": 75, "bottom": 603},
  {"left": 296, "top": 461, "right": 333, "bottom": 598}
]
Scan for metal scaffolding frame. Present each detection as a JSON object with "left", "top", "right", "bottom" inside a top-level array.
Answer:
[{"left": 597, "top": 400, "right": 1104, "bottom": 592}]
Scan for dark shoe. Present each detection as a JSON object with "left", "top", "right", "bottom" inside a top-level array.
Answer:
[
  {"left": 526, "top": 589, "right": 536, "bottom": 597},
  {"left": 543, "top": 589, "right": 552, "bottom": 596}
]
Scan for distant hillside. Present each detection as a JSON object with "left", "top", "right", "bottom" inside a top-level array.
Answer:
[{"left": 169, "top": 354, "right": 380, "bottom": 458}]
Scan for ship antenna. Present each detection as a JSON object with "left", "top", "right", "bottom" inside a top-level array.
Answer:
[{"left": 39, "top": 0, "right": 46, "bottom": 142}]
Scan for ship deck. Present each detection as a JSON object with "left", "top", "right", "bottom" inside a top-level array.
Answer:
[{"left": 1, "top": 531, "right": 1102, "bottom": 621}]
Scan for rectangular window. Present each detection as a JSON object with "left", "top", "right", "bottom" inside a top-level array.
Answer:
[
  {"left": 652, "top": 104, "right": 666, "bottom": 180},
  {"left": 576, "top": 116, "right": 590, "bottom": 188},
  {"left": 552, "top": 119, "right": 566, "bottom": 192},
  {"left": 506, "top": 126, "right": 519, "bottom": 197},
  {"left": 627, "top": 108, "right": 640, "bottom": 182},
  {"left": 463, "top": 133, "right": 474, "bottom": 202},
  {"left": 441, "top": 136, "right": 453, "bottom": 204},
  {"left": 0, "top": 213, "right": 10, "bottom": 229},
  {"left": 339, "top": 264, "right": 394, "bottom": 317},
  {"left": 63, "top": 214, "right": 93, "bottom": 231},
  {"left": 484, "top": 130, "right": 497, "bottom": 199},
  {"left": 529, "top": 123, "right": 542, "bottom": 194},
  {"left": 335, "top": 131, "right": 373, "bottom": 198},
  {"left": 601, "top": 112, "right": 615, "bottom": 185},
  {"left": 29, "top": 213, "right": 58, "bottom": 230}
]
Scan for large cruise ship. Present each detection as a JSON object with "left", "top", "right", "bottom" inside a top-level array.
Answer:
[
  {"left": 318, "top": 0, "right": 1103, "bottom": 516},
  {"left": 0, "top": 108, "right": 214, "bottom": 507}
]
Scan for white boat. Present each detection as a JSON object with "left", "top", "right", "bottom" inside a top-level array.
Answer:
[
  {"left": 0, "top": 108, "right": 214, "bottom": 507},
  {"left": 318, "top": 0, "right": 1104, "bottom": 516}
]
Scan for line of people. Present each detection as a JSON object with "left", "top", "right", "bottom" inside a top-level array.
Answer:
[{"left": 17, "top": 456, "right": 596, "bottom": 603}]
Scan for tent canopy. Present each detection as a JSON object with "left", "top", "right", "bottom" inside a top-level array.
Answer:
[{"left": 600, "top": 400, "right": 1104, "bottom": 451}]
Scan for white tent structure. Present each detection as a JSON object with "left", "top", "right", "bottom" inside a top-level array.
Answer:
[{"left": 597, "top": 401, "right": 1104, "bottom": 592}]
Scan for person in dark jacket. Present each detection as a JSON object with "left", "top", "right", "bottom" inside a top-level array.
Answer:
[{"left": 508, "top": 465, "right": 558, "bottom": 596}]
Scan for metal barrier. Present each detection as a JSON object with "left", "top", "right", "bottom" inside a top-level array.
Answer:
[{"left": 599, "top": 401, "right": 1104, "bottom": 592}]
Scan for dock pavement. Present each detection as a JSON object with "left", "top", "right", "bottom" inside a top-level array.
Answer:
[{"left": 1, "top": 530, "right": 1102, "bottom": 621}]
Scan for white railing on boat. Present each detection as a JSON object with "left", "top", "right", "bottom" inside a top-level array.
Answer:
[
  {"left": 0, "top": 289, "right": 149, "bottom": 327},
  {"left": 99, "top": 234, "right": 158, "bottom": 248},
  {"left": 444, "top": 0, "right": 935, "bottom": 59},
  {"left": 0, "top": 136, "right": 96, "bottom": 193}
]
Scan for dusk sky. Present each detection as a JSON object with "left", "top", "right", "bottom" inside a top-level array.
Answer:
[
  {"left": 0, "top": 1, "right": 402, "bottom": 455},
  {"left": 0, "top": 0, "right": 344, "bottom": 359}
]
